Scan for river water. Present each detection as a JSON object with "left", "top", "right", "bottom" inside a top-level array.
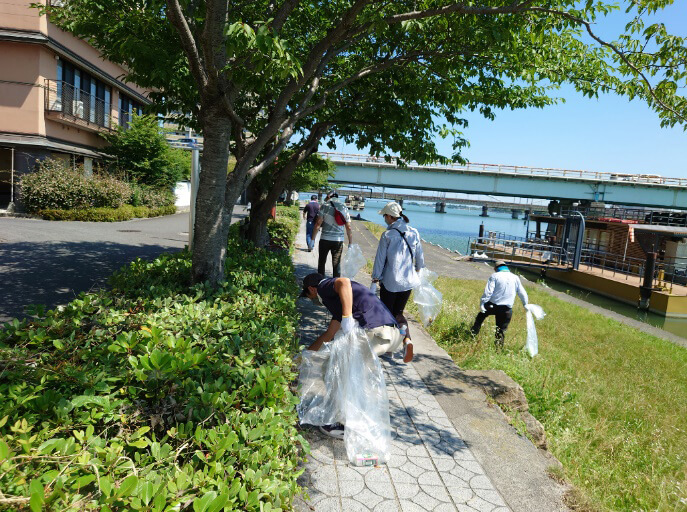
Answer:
[{"left": 358, "top": 197, "right": 686, "bottom": 340}]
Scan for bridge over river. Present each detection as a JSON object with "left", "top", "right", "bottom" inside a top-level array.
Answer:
[{"left": 323, "top": 152, "right": 687, "bottom": 210}]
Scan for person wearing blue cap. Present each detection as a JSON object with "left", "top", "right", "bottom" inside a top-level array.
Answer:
[{"left": 470, "top": 260, "right": 528, "bottom": 347}]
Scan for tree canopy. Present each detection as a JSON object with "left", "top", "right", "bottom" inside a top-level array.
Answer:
[{"left": 40, "top": 0, "right": 687, "bottom": 283}]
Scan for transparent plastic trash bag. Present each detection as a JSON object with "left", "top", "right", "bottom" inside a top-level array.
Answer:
[
  {"left": 413, "top": 268, "right": 442, "bottom": 326},
  {"left": 524, "top": 304, "right": 546, "bottom": 357},
  {"left": 297, "top": 327, "right": 392, "bottom": 465},
  {"left": 341, "top": 244, "right": 367, "bottom": 278}
]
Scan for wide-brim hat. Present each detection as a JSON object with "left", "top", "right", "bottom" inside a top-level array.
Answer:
[{"left": 378, "top": 201, "right": 403, "bottom": 218}]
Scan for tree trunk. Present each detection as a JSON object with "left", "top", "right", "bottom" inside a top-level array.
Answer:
[
  {"left": 191, "top": 101, "right": 232, "bottom": 285},
  {"left": 245, "top": 179, "right": 273, "bottom": 247}
]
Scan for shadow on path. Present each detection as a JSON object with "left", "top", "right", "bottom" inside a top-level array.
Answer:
[{"left": 0, "top": 240, "right": 180, "bottom": 322}]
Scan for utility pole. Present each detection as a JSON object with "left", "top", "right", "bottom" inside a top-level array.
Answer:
[{"left": 189, "top": 148, "right": 200, "bottom": 251}]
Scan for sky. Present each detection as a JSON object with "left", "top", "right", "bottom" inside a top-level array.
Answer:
[{"left": 335, "top": 3, "right": 687, "bottom": 180}]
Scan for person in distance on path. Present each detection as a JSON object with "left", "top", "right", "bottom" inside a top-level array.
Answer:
[
  {"left": 371, "top": 201, "right": 424, "bottom": 363},
  {"left": 302, "top": 194, "right": 320, "bottom": 252},
  {"left": 300, "top": 272, "right": 411, "bottom": 438},
  {"left": 311, "top": 192, "right": 353, "bottom": 277},
  {"left": 470, "top": 260, "right": 528, "bottom": 347}
]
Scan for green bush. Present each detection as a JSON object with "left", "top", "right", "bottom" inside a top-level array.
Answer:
[
  {"left": 20, "top": 160, "right": 132, "bottom": 213},
  {"left": 39, "top": 204, "right": 177, "bottom": 221},
  {"left": 131, "top": 185, "right": 176, "bottom": 208},
  {"left": 104, "top": 115, "right": 188, "bottom": 187},
  {"left": 268, "top": 206, "right": 300, "bottom": 250},
  {"left": 0, "top": 232, "right": 306, "bottom": 510}
]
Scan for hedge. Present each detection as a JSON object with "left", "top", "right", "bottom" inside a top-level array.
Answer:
[
  {"left": 268, "top": 206, "right": 301, "bottom": 251},
  {"left": 39, "top": 204, "right": 178, "bottom": 222},
  {"left": 21, "top": 161, "right": 133, "bottom": 212},
  {"left": 0, "top": 231, "right": 307, "bottom": 510}
]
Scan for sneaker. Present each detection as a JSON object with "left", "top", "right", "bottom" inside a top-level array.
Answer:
[
  {"left": 403, "top": 339, "right": 414, "bottom": 363},
  {"left": 319, "top": 424, "right": 345, "bottom": 440}
]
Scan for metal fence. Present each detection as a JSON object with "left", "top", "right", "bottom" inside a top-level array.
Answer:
[
  {"left": 468, "top": 235, "right": 687, "bottom": 293},
  {"left": 44, "top": 80, "right": 114, "bottom": 130},
  {"left": 561, "top": 206, "right": 687, "bottom": 227}
]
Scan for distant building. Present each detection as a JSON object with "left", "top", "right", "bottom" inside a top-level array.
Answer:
[{"left": 0, "top": 0, "right": 151, "bottom": 208}]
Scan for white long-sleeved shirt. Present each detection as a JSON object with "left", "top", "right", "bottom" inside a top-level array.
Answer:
[
  {"left": 480, "top": 270, "right": 528, "bottom": 308},
  {"left": 372, "top": 218, "right": 425, "bottom": 292}
]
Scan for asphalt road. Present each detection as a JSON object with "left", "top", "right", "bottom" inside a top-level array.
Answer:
[{"left": 0, "top": 208, "right": 248, "bottom": 323}]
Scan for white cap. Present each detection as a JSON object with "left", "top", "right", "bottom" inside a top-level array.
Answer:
[{"left": 378, "top": 201, "right": 403, "bottom": 218}]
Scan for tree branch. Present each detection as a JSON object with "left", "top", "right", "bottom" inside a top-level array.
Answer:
[
  {"left": 530, "top": 7, "right": 687, "bottom": 124},
  {"left": 384, "top": 0, "right": 536, "bottom": 24},
  {"left": 165, "top": 0, "right": 208, "bottom": 90},
  {"left": 271, "top": 0, "right": 302, "bottom": 32}
]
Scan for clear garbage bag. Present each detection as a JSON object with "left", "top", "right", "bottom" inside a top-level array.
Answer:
[
  {"left": 524, "top": 304, "right": 546, "bottom": 357},
  {"left": 341, "top": 244, "right": 367, "bottom": 278},
  {"left": 297, "top": 326, "right": 392, "bottom": 465},
  {"left": 413, "top": 268, "right": 442, "bottom": 326}
]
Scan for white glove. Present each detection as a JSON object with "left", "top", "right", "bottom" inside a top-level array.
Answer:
[
  {"left": 480, "top": 304, "right": 487, "bottom": 314},
  {"left": 341, "top": 315, "right": 355, "bottom": 334},
  {"left": 370, "top": 282, "right": 378, "bottom": 294}
]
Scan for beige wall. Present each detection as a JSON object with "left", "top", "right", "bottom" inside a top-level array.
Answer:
[
  {"left": 0, "top": 0, "right": 47, "bottom": 33},
  {"left": 0, "top": 43, "right": 43, "bottom": 135}
]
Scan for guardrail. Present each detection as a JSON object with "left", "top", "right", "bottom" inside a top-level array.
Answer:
[{"left": 320, "top": 152, "right": 687, "bottom": 187}]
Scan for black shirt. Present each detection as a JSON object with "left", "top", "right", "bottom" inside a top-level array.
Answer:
[
  {"left": 317, "top": 278, "right": 396, "bottom": 329},
  {"left": 303, "top": 201, "right": 320, "bottom": 221}
]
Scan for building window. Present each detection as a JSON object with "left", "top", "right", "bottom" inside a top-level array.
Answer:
[
  {"left": 54, "top": 59, "right": 112, "bottom": 129},
  {"left": 119, "top": 94, "right": 143, "bottom": 128}
]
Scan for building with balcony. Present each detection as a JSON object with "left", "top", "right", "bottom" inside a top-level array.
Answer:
[{"left": 0, "top": 0, "right": 151, "bottom": 208}]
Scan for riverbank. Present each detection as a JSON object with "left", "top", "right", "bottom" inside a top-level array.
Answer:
[{"left": 355, "top": 220, "right": 687, "bottom": 510}]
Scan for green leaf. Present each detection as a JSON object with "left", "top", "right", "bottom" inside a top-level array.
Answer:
[
  {"left": 53, "top": 339, "right": 64, "bottom": 349},
  {"left": 141, "top": 481, "right": 154, "bottom": 506},
  {"left": 99, "top": 475, "right": 113, "bottom": 497},
  {"left": 207, "top": 492, "right": 229, "bottom": 512},
  {"left": 29, "top": 479, "right": 44, "bottom": 512},
  {"left": 0, "top": 439, "right": 10, "bottom": 460},
  {"left": 117, "top": 474, "right": 139, "bottom": 498},
  {"left": 193, "top": 491, "right": 217, "bottom": 512}
]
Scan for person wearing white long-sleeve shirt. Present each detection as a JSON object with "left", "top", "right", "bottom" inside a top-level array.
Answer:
[
  {"left": 372, "top": 201, "right": 425, "bottom": 362},
  {"left": 470, "top": 260, "right": 528, "bottom": 347}
]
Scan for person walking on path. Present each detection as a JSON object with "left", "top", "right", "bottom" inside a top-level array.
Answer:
[
  {"left": 300, "top": 272, "right": 411, "bottom": 438},
  {"left": 371, "top": 201, "right": 425, "bottom": 363},
  {"left": 302, "top": 195, "right": 320, "bottom": 252},
  {"left": 470, "top": 259, "right": 529, "bottom": 347},
  {"left": 312, "top": 192, "right": 353, "bottom": 277}
]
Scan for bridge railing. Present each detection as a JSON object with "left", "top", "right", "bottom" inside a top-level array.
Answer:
[
  {"left": 561, "top": 207, "right": 687, "bottom": 227},
  {"left": 320, "top": 152, "right": 687, "bottom": 187}
]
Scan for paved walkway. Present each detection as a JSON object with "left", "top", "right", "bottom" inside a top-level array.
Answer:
[
  {"left": 0, "top": 207, "right": 248, "bottom": 323},
  {"left": 292, "top": 219, "right": 569, "bottom": 512}
]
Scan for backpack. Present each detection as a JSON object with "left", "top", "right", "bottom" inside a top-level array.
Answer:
[{"left": 330, "top": 201, "right": 346, "bottom": 226}]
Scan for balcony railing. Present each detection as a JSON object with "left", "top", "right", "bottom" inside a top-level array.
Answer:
[{"left": 44, "top": 80, "right": 115, "bottom": 131}]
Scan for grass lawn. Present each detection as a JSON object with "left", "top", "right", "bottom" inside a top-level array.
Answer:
[{"left": 425, "top": 277, "right": 687, "bottom": 511}]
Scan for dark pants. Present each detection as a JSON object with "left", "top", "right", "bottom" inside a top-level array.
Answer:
[
  {"left": 305, "top": 220, "right": 315, "bottom": 250},
  {"left": 380, "top": 284, "right": 412, "bottom": 339},
  {"left": 470, "top": 302, "right": 513, "bottom": 347},
  {"left": 318, "top": 239, "right": 344, "bottom": 277}
]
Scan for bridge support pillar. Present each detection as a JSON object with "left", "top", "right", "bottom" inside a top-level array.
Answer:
[
  {"left": 480, "top": 205, "right": 489, "bottom": 217},
  {"left": 398, "top": 198, "right": 404, "bottom": 208},
  {"left": 511, "top": 209, "right": 519, "bottom": 219},
  {"left": 435, "top": 202, "right": 446, "bottom": 213}
]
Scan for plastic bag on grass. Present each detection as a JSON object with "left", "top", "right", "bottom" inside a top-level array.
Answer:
[
  {"left": 413, "top": 268, "right": 442, "bottom": 326},
  {"left": 524, "top": 304, "right": 546, "bottom": 357},
  {"left": 341, "top": 243, "right": 367, "bottom": 278},
  {"left": 297, "top": 327, "right": 391, "bottom": 466}
]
